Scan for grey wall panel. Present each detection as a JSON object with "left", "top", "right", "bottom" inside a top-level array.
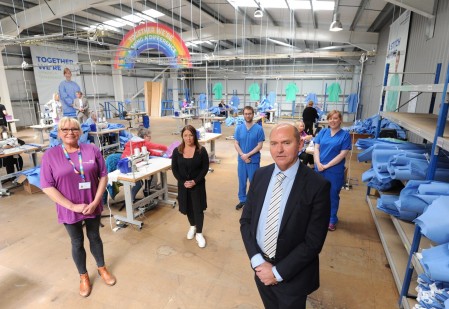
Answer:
[{"left": 361, "top": 1, "right": 449, "bottom": 120}]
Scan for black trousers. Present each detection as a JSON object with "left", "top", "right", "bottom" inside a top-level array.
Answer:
[
  {"left": 255, "top": 275, "right": 307, "bottom": 309},
  {"left": 304, "top": 121, "right": 314, "bottom": 135},
  {"left": 0, "top": 155, "right": 23, "bottom": 174},
  {"left": 64, "top": 215, "right": 105, "bottom": 274},
  {"left": 185, "top": 191, "right": 204, "bottom": 233}
]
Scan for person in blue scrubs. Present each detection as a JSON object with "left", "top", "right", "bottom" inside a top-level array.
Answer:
[
  {"left": 234, "top": 106, "right": 265, "bottom": 210},
  {"left": 314, "top": 110, "right": 351, "bottom": 231},
  {"left": 59, "top": 67, "right": 81, "bottom": 118}
]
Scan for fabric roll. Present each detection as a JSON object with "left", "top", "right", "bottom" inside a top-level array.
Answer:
[
  {"left": 376, "top": 195, "right": 399, "bottom": 216},
  {"left": 357, "top": 141, "right": 427, "bottom": 162},
  {"left": 414, "top": 196, "right": 449, "bottom": 244},
  {"left": 419, "top": 182, "right": 449, "bottom": 195},
  {"left": 421, "top": 243, "right": 449, "bottom": 282}
]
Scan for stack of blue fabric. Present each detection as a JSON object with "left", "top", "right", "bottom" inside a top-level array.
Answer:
[
  {"left": 344, "top": 114, "right": 406, "bottom": 139},
  {"left": 225, "top": 115, "right": 245, "bottom": 127},
  {"left": 361, "top": 141, "right": 449, "bottom": 191},
  {"left": 415, "top": 273, "right": 449, "bottom": 309},
  {"left": 396, "top": 181, "right": 449, "bottom": 215},
  {"left": 377, "top": 180, "right": 449, "bottom": 221}
]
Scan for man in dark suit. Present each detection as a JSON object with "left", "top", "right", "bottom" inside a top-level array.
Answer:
[{"left": 240, "top": 123, "right": 330, "bottom": 309}]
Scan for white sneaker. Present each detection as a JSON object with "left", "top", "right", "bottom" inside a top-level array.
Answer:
[
  {"left": 187, "top": 226, "right": 196, "bottom": 240},
  {"left": 195, "top": 233, "right": 206, "bottom": 248}
]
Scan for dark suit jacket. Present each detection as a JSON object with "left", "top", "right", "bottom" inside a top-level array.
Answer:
[{"left": 240, "top": 162, "right": 330, "bottom": 295}]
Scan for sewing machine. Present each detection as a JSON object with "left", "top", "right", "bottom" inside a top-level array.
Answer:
[{"left": 129, "top": 152, "right": 150, "bottom": 173}]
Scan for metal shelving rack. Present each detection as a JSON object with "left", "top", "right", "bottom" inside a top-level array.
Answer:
[{"left": 367, "top": 62, "right": 449, "bottom": 308}]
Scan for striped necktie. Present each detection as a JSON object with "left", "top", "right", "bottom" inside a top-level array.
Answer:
[{"left": 263, "top": 172, "right": 286, "bottom": 259}]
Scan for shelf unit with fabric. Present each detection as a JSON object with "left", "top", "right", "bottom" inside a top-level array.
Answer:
[{"left": 366, "top": 62, "right": 449, "bottom": 308}]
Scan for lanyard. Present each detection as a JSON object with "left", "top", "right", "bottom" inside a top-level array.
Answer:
[{"left": 62, "top": 145, "right": 85, "bottom": 181}]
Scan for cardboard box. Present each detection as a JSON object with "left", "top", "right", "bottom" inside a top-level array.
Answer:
[
  {"left": 17, "top": 175, "right": 42, "bottom": 194},
  {"left": 351, "top": 133, "right": 373, "bottom": 144}
]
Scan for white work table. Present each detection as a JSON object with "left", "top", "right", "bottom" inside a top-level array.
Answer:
[
  {"left": 29, "top": 124, "right": 54, "bottom": 144},
  {"left": 126, "top": 111, "right": 147, "bottom": 127},
  {"left": 108, "top": 157, "right": 176, "bottom": 229},
  {"left": 172, "top": 114, "right": 192, "bottom": 134},
  {"left": 199, "top": 133, "right": 222, "bottom": 163}
]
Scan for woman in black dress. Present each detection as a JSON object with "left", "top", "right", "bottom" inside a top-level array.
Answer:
[{"left": 171, "top": 125, "right": 209, "bottom": 248}]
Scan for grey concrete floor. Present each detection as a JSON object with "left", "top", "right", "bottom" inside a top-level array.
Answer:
[{"left": 0, "top": 117, "right": 398, "bottom": 308}]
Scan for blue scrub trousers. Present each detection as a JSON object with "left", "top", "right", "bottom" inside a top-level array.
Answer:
[
  {"left": 321, "top": 169, "right": 344, "bottom": 224},
  {"left": 238, "top": 161, "right": 259, "bottom": 203}
]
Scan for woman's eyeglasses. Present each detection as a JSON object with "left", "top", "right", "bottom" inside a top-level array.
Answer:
[{"left": 60, "top": 128, "right": 80, "bottom": 133}]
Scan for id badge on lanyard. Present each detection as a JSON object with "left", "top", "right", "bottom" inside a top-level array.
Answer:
[{"left": 62, "top": 145, "right": 91, "bottom": 190}]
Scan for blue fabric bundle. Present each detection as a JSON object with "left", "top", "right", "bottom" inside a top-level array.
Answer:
[
  {"left": 230, "top": 95, "right": 240, "bottom": 109},
  {"left": 414, "top": 196, "right": 449, "bottom": 244},
  {"left": 346, "top": 93, "right": 358, "bottom": 113},
  {"left": 376, "top": 194, "right": 418, "bottom": 221},
  {"left": 257, "top": 98, "right": 273, "bottom": 112},
  {"left": 199, "top": 93, "right": 207, "bottom": 109},
  {"left": 397, "top": 180, "right": 449, "bottom": 214},
  {"left": 225, "top": 117, "right": 235, "bottom": 126},
  {"left": 362, "top": 168, "right": 403, "bottom": 191},
  {"left": 267, "top": 91, "right": 276, "bottom": 105},
  {"left": 209, "top": 106, "right": 221, "bottom": 115},
  {"left": 416, "top": 273, "right": 449, "bottom": 309},
  {"left": 387, "top": 153, "right": 449, "bottom": 182},
  {"left": 357, "top": 140, "right": 427, "bottom": 162},
  {"left": 19, "top": 167, "right": 41, "bottom": 189},
  {"left": 376, "top": 194, "right": 399, "bottom": 216},
  {"left": 420, "top": 243, "right": 449, "bottom": 283},
  {"left": 345, "top": 114, "right": 406, "bottom": 139},
  {"left": 305, "top": 93, "right": 318, "bottom": 105}
]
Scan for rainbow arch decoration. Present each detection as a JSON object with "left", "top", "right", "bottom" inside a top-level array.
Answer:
[{"left": 114, "top": 22, "right": 192, "bottom": 69}]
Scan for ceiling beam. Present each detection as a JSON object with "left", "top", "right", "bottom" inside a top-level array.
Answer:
[
  {"left": 368, "top": 3, "right": 395, "bottom": 32},
  {"left": 0, "top": 0, "right": 115, "bottom": 37},
  {"left": 309, "top": 0, "right": 317, "bottom": 29},
  {"left": 350, "top": 0, "right": 370, "bottom": 31},
  {"left": 385, "top": 0, "right": 435, "bottom": 19},
  {"left": 115, "top": 2, "right": 200, "bottom": 29},
  {"left": 181, "top": 24, "right": 378, "bottom": 51},
  {"left": 188, "top": 0, "right": 230, "bottom": 24}
]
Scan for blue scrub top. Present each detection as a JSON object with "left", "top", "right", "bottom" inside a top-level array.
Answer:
[
  {"left": 234, "top": 123, "right": 265, "bottom": 164},
  {"left": 315, "top": 128, "right": 351, "bottom": 173},
  {"left": 59, "top": 80, "right": 80, "bottom": 115}
]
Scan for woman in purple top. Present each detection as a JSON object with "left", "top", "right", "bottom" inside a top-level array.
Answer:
[{"left": 40, "top": 117, "right": 116, "bottom": 297}]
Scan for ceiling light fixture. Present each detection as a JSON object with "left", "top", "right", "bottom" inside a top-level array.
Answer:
[
  {"left": 329, "top": 13, "right": 343, "bottom": 31},
  {"left": 329, "top": 0, "right": 343, "bottom": 32},
  {"left": 254, "top": 8, "right": 263, "bottom": 18}
]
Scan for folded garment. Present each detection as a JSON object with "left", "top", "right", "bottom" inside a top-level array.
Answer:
[
  {"left": 414, "top": 196, "right": 449, "bottom": 244},
  {"left": 387, "top": 153, "right": 449, "bottom": 181},
  {"left": 376, "top": 194, "right": 399, "bottom": 216},
  {"left": 358, "top": 141, "right": 427, "bottom": 161},
  {"left": 421, "top": 243, "right": 449, "bottom": 282},
  {"left": 419, "top": 182, "right": 449, "bottom": 195}
]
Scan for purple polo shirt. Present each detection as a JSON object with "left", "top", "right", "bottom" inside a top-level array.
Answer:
[{"left": 40, "top": 143, "right": 107, "bottom": 224}]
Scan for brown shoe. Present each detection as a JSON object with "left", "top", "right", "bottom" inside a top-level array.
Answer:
[
  {"left": 79, "top": 273, "right": 91, "bottom": 297},
  {"left": 98, "top": 266, "right": 116, "bottom": 286}
]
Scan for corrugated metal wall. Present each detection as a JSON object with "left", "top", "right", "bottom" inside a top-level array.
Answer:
[{"left": 361, "top": 0, "right": 449, "bottom": 119}]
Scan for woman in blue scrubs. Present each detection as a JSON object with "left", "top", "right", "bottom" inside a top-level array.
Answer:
[{"left": 314, "top": 110, "right": 351, "bottom": 231}]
